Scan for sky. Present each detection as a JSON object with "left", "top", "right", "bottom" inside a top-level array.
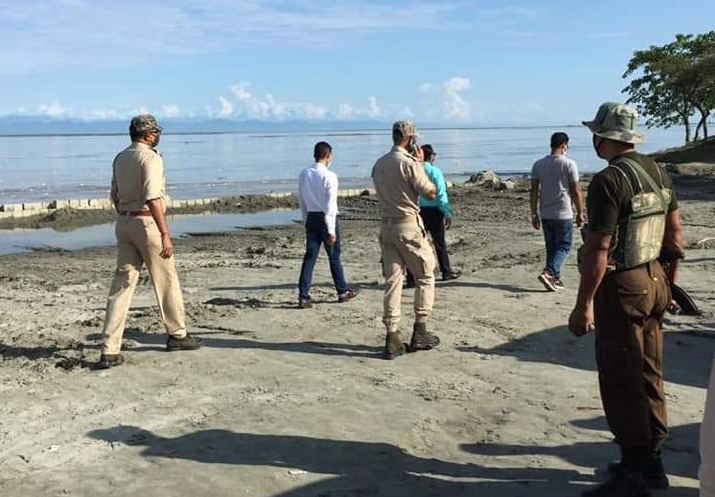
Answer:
[{"left": 2, "top": 0, "right": 714, "bottom": 125}]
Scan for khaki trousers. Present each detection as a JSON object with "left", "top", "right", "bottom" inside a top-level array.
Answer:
[
  {"left": 593, "top": 260, "right": 671, "bottom": 466},
  {"left": 101, "top": 215, "right": 187, "bottom": 354},
  {"left": 379, "top": 220, "right": 435, "bottom": 332},
  {"left": 701, "top": 356, "right": 715, "bottom": 497}
]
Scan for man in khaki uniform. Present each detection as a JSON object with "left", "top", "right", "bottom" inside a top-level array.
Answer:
[
  {"left": 569, "top": 103, "right": 684, "bottom": 497},
  {"left": 371, "top": 120, "right": 440, "bottom": 359},
  {"left": 97, "top": 115, "right": 202, "bottom": 369}
]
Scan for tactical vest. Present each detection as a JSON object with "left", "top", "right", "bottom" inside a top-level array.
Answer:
[{"left": 608, "top": 156, "right": 671, "bottom": 270}]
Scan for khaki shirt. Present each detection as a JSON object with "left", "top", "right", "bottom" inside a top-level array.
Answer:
[
  {"left": 371, "top": 146, "right": 434, "bottom": 218},
  {"left": 110, "top": 142, "right": 166, "bottom": 212}
]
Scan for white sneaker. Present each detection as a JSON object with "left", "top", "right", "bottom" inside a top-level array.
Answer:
[{"left": 538, "top": 272, "right": 557, "bottom": 292}]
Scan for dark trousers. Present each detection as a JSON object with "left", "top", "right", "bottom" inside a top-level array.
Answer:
[
  {"left": 420, "top": 207, "right": 452, "bottom": 276},
  {"left": 406, "top": 207, "right": 452, "bottom": 284},
  {"left": 594, "top": 260, "right": 671, "bottom": 468},
  {"left": 298, "top": 212, "right": 348, "bottom": 300}
]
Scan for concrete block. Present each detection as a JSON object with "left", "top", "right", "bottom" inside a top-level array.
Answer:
[
  {"left": 22, "top": 202, "right": 46, "bottom": 211},
  {"left": 11, "top": 209, "right": 35, "bottom": 219},
  {"left": 88, "top": 198, "right": 112, "bottom": 209},
  {"left": 0, "top": 211, "right": 13, "bottom": 220},
  {"left": 1, "top": 203, "right": 23, "bottom": 212},
  {"left": 68, "top": 199, "right": 89, "bottom": 209},
  {"left": 186, "top": 199, "right": 197, "bottom": 207},
  {"left": 49, "top": 200, "right": 71, "bottom": 209}
]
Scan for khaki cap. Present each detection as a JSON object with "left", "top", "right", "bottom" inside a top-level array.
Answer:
[
  {"left": 582, "top": 102, "right": 644, "bottom": 144},
  {"left": 392, "top": 120, "right": 418, "bottom": 137}
]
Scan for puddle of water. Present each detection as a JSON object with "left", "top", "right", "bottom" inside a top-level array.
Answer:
[{"left": 0, "top": 209, "right": 301, "bottom": 256}]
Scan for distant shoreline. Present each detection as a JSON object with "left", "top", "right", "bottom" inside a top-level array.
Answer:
[{"left": 0, "top": 124, "right": 584, "bottom": 139}]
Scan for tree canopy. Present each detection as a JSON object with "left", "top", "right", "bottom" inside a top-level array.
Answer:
[{"left": 622, "top": 32, "right": 715, "bottom": 143}]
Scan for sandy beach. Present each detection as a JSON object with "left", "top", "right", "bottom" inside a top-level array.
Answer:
[{"left": 0, "top": 169, "right": 713, "bottom": 497}]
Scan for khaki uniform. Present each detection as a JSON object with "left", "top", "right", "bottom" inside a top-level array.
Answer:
[
  {"left": 701, "top": 356, "right": 715, "bottom": 497},
  {"left": 101, "top": 142, "right": 187, "bottom": 355},
  {"left": 371, "top": 146, "right": 436, "bottom": 332}
]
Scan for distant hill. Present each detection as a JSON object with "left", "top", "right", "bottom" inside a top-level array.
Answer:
[{"left": 651, "top": 136, "right": 715, "bottom": 164}]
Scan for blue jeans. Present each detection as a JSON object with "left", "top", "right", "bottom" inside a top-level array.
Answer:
[
  {"left": 541, "top": 218, "right": 573, "bottom": 280},
  {"left": 298, "top": 212, "right": 348, "bottom": 300}
]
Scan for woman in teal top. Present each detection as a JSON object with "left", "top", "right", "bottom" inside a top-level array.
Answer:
[{"left": 407, "top": 144, "right": 461, "bottom": 286}]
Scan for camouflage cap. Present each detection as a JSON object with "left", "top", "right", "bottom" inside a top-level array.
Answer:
[
  {"left": 582, "top": 102, "right": 644, "bottom": 144},
  {"left": 392, "top": 119, "right": 418, "bottom": 137},
  {"left": 129, "top": 114, "right": 163, "bottom": 135}
]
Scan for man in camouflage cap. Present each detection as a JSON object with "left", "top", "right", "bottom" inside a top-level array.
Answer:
[
  {"left": 371, "top": 120, "right": 440, "bottom": 359},
  {"left": 130, "top": 114, "right": 163, "bottom": 136},
  {"left": 96, "top": 114, "right": 202, "bottom": 369},
  {"left": 570, "top": 102, "right": 684, "bottom": 497}
]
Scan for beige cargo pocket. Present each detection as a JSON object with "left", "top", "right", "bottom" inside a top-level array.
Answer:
[{"left": 402, "top": 226, "right": 434, "bottom": 277}]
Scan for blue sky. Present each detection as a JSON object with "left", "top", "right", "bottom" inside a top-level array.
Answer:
[{"left": 2, "top": 0, "right": 714, "bottom": 125}]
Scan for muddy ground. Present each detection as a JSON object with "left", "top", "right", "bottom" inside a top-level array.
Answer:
[{"left": 0, "top": 170, "right": 713, "bottom": 497}]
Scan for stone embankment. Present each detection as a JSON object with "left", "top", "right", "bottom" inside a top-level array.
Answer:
[{"left": 0, "top": 188, "right": 377, "bottom": 222}]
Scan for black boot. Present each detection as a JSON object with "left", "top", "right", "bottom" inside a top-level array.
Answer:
[
  {"left": 408, "top": 322, "right": 440, "bottom": 351},
  {"left": 383, "top": 332, "right": 406, "bottom": 360},
  {"left": 583, "top": 467, "right": 651, "bottom": 497},
  {"left": 607, "top": 455, "right": 669, "bottom": 489}
]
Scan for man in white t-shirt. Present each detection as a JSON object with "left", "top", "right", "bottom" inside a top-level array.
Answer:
[{"left": 530, "top": 132, "right": 585, "bottom": 291}]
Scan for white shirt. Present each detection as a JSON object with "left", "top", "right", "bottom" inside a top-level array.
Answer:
[{"left": 298, "top": 162, "right": 339, "bottom": 234}]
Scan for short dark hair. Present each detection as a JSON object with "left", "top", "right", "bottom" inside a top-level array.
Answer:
[
  {"left": 550, "top": 132, "right": 569, "bottom": 149},
  {"left": 421, "top": 144, "right": 435, "bottom": 159},
  {"left": 314, "top": 141, "right": 332, "bottom": 161}
]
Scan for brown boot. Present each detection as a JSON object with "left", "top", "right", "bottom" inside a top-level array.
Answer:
[
  {"left": 409, "top": 322, "right": 440, "bottom": 351},
  {"left": 383, "top": 331, "right": 406, "bottom": 360}
]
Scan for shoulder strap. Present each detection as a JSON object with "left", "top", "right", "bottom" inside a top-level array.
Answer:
[{"left": 612, "top": 156, "right": 667, "bottom": 211}]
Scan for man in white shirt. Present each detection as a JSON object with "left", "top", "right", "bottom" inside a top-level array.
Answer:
[{"left": 297, "top": 141, "right": 360, "bottom": 308}]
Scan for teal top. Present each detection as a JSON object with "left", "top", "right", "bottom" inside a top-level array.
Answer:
[{"left": 418, "top": 161, "right": 452, "bottom": 217}]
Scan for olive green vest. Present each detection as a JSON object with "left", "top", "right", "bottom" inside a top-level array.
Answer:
[{"left": 609, "top": 157, "right": 671, "bottom": 270}]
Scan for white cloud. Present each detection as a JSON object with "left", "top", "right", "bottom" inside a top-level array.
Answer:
[
  {"left": 296, "top": 103, "right": 329, "bottom": 119},
  {"left": 161, "top": 104, "right": 181, "bottom": 118},
  {"left": 217, "top": 96, "right": 233, "bottom": 118},
  {"left": 220, "top": 82, "right": 330, "bottom": 120},
  {"left": 336, "top": 97, "right": 382, "bottom": 120},
  {"left": 37, "top": 101, "right": 67, "bottom": 118},
  {"left": 420, "top": 77, "right": 471, "bottom": 120},
  {"left": 81, "top": 108, "right": 121, "bottom": 120}
]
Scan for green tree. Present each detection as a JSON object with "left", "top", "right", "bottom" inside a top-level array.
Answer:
[{"left": 622, "top": 32, "right": 715, "bottom": 142}]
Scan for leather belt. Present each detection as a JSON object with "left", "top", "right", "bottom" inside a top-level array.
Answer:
[{"left": 119, "top": 210, "right": 152, "bottom": 217}]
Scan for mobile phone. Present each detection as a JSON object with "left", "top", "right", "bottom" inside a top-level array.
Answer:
[{"left": 409, "top": 137, "right": 420, "bottom": 154}]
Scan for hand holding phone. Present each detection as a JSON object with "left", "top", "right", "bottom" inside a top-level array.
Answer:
[{"left": 410, "top": 137, "right": 424, "bottom": 161}]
